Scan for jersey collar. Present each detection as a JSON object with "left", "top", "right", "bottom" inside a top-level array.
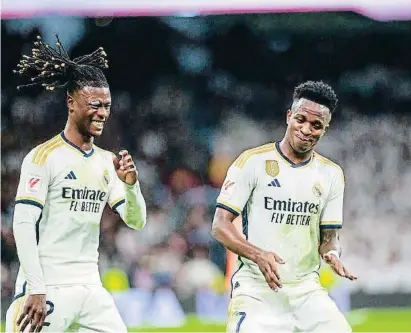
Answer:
[
  {"left": 274, "top": 141, "right": 313, "bottom": 168},
  {"left": 60, "top": 132, "right": 94, "bottom": 158}
]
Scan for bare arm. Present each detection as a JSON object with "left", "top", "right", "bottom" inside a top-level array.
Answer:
[
  {"left": 211, "top": 208, "right": 262, "bottom": 262},
  {"left": 319, "top": 228, "right": 341, "bottom": 258},
  {"left": 319, "top": 228, "right": 357, "bottom": 280},
  {"left": 211, "top": 207, "right": 285, "bottom": 291}
]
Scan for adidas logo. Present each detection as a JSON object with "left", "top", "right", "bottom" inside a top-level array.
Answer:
[
  {"left": 64, "top": 171, "right": 77, "bottom": 180},
  {"left": 268, "top": 179, "right": 281, "bottom": 187}
]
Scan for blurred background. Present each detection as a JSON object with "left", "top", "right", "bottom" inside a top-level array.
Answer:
[{"left": 1, "top": 2, "right": 411, "bottom": 331}]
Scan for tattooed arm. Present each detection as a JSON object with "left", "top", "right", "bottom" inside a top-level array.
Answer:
[
  {"left": 319, "top": 228, "right": 357, "bottom": 281},
  {"left": 319, "top": 228, "right": 341, "bottom": 258}
]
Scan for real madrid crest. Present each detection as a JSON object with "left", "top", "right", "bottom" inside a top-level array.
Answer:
[
  {"left": 265, "top": 160, "right": 279, "bottom": 177},
  {"left": 312, "top": 182, "right": 323, "bottom": 197},
  {"left": 103, "top": 170, "right": 110, "bottom": 186}
]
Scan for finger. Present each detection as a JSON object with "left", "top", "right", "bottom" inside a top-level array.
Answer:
[
  {"left": 20, "top": 311, "right": 33, "bottom": 333},
  {"left": 124, "top": 167, "right": 137, "bottom": 174},
  {"left": 263, "top": 266, "right": 281, "bottom": 291},
  {"left": 122, "top": 155, "right": 132, "bottom": 164},
  {"left": 29, "top": 310, "right": 42, "bottom": 333},
  {"left": 274, "top": 254, "right": 285, "bottom": 264},
  {"left": 17, "top": 304, "right": 30, "bottom": 325},
  {"left": 267, "top": 258, "right": 282, "bottom": 283},
  {"left": 343, "top": 267, "right": 358, "bottom": 280},
  {"left": 112, "top": 154, "right": 120, "bottom": 169},
  {"left": 35, "top": 312, "right": 46, "bottom": 333},
  {"left": 123, "top": 160, "right": 135, "bottom": 169},
  {"left": 119, "top": 150, "right": 128, "bottom": 157}
]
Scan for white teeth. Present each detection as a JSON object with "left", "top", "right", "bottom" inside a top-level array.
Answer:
[{"left": 91, "top": 120, "right": 104, "bottom": 129}]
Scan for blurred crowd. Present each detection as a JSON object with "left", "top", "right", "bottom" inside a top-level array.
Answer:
[{"left": 2, "top": 15, "right": 411, "bottom": 314}]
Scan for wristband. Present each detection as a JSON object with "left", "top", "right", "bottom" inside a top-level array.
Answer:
[{"left": 324, "top": 250, "right": 340, "bottom": 259}]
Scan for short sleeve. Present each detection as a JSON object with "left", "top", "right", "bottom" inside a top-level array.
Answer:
[
  {"left": 216, "top": 154, "right": 256, "bottom": 216},
  {"left": 320, "top": 167, "right": 345, "bottom": 229},
  {"left": 15, "top": 150, "right": 50, "bottom": 210}
]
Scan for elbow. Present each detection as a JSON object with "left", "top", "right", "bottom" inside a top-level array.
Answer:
[{"left": 211, "top": 221, "right": 223, "bottom": 242}]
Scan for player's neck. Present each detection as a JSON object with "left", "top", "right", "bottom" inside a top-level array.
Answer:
[
  {"left": 279, "top": 139, "right": 312, "bottom": 165},
  {"left": 63, "top": 124, "right": 94, "bottom": 151}
]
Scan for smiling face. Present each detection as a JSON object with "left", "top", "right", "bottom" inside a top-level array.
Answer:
[
  {"left": 67, "top": 86, "right": 111, "bottom": 138},
  {"left": 285, "top": 98, "right": 331, "bottom": 154}
]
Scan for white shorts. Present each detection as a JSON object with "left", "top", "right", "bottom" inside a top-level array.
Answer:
[
  {"left": 227, "top": 277, "right": 351, "bottom": 333},
  {"left": 5, "top": 284, "right": 127, "bottom": 332}
]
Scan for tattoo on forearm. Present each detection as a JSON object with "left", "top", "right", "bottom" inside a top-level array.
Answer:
[
  {"left": 320, "top": 228, "right": 341, "bottom": 255},
  {"left": 320, "top": 229, "right": 339, "bottom": 244}
]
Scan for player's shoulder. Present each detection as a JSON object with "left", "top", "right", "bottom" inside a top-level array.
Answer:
[
  {"left": 314, "top": 152, "right": 344, "bottom": 177},
  {"left": 93, "top": 145, "right": 116, "bottom": 162},
  {"left": 232, "top": 142, "right": 275, "bottom": 169},
  {"left": 26, "top": 133, "right": 65, "bottom": 166}
]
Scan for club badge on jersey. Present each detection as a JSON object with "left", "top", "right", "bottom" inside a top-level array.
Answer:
[{"left": 265, "top": 160, "right": 279, "bottom": 177}]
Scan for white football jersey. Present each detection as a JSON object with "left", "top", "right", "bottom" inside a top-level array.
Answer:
[
  {"left": 14, "top": 132, "right": 126, "bottom": 291},
  {"left": 216, "top": 142, "right": 345, "bottom": 288}
]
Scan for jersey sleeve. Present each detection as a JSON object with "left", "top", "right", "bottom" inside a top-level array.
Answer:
[
  {"left": 216, "top": 153, "right": 256, "bottom": 216},
  {"left": 15, "top": 150, "right": 50, "bottom": 210},
  {"left": 320, "top": 167, "right": 345, "bottom": 229}
]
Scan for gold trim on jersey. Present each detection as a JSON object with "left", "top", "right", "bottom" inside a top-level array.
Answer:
[
  {"left": 110, "top": 197, "right": 125, "bottom": 208},
  {"left": 38, "top": 141, "right": 65, "bottom": 166},
  {"left": 233, "top": 143, "right": 275, "bottom": 169},
  {"left": 15, "top": 196, "right": 45, "bottom": 206},
  {"left": 32, "top": 135, "right": 63, "bottom": 165},
  {"left": 217, "top": 200, "right": 242, "bottom": 214},
  {"left": 314, "top": 153, "right": 345, "bottom": 185},
  {"left": 320, "top": 220, "right": 342, "bottom": 226}
]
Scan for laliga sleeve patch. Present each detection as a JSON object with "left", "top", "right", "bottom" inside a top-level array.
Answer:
[
  {"left": 26, "top": 174, "right": 42, "bottom": 193},
  {"left": 220, "top": 180, "right": 235, "bottom": 199}
]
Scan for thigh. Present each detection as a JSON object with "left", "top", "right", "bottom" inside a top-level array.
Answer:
[
  {"left": 5, "top": 286, "right": 82, "bottom": 332},
  {"left": 76, "top": 286, "right": 127, "bottom": 333},
  {"left": 293, "top": 285, "right": 351, "bottom": 332},
  {"left": 227, "top": 294, "right": 293, "bottom": 333}
]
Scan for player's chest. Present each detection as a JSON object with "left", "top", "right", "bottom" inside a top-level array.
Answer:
[
  {"left": 47, "top": 157, "right": 113, "bottom": 216},
  {"left": 51, "top": 158, "right": 111, "bottom": 190},
  {"left": 252, "top": 160, "right": 329, "bottom": 205}
]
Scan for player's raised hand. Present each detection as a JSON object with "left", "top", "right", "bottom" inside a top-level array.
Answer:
[
  {"left": 113, "top": 150, "right": 138, "bottom": 185},
  {"left": 323, "top": 253, "right": 357, "bottom": 281},
  {"left": 255, "top": 250, "right": 285, "bottom": 292},
  {"left": 17, "top": 294, "right": 46, "bottom": 332}
]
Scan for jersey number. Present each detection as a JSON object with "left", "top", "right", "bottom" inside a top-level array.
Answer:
[
  {"left": 43, "top": 301, "right": 55, "bottom": 327},
  {"left": 236, "top": 312, "right": 246, "bottom": 333}
]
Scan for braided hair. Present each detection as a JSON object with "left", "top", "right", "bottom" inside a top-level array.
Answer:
[{"left": 14, "top": 34, "right": 109, "bottom": 94}]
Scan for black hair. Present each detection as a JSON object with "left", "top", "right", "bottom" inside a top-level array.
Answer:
[
  {"left": 14, "top": 34, "right": 109, "bottom": 94},
  {"left": 293, "top": 81, "right": 338, "bottom": 112}
]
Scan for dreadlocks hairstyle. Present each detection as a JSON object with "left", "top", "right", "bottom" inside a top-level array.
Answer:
[
  {"left": 14, "top": 34, "right": 109, "bottom": 94},
  {"left": 293, "top": 81, "right": 338, "bottom": 113}
]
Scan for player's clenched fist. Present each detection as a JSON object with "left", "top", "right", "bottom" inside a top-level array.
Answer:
[
  {"left": 112, "top": 150, "right": 138, "bottom": 185},
  {"left": 17, "top": 294, "right": 46, "bottom": 332},
  {"left": 255, "top": 250, "right": 285, "bottom": 292}
]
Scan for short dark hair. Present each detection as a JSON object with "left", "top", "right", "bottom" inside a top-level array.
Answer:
[
  {"left": 14, "top": 34, "right": 109, "bottom": 94},
  {"left": 293, "top": 81, "right": 338, "bottom": 112}
]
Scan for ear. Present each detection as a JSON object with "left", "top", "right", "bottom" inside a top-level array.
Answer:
[
  {"left": 286, "top": 109, "right": 292, "bottom": 125},
  {"left": 66, "top": 94, "right": 74, "bottom": 113}
]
